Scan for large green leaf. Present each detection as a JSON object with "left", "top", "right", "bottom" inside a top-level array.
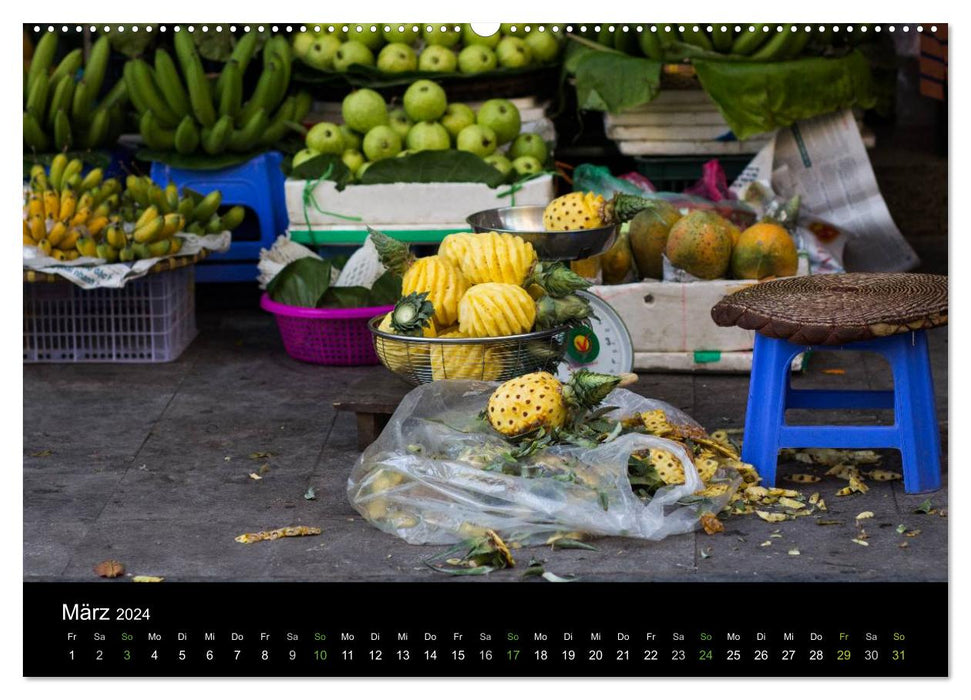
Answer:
[
  {"left": 291, "top": 61, "right": 559, "bottom": 89},
  {"left": 692, "top": 51, "right": 877, "bottom": 140},
  {"left": 358, "top": 150, "right": 506, "bottom": 187},
  {"left": 318, "top": 270, "right": 401, "bottom": 309},
  {"left": 266, "top": 257, "right": 332, "bottom": 308},
  {"left": 572, "top": 51, "right": 662, "bottom": 113}
]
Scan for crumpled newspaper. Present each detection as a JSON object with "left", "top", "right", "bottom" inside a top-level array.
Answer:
[{"left": 23, "top": 232, "right": 231, "bottom": 289}]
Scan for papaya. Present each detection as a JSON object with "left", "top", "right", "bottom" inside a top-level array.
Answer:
[
  {"left": 731, "top": 222, "right": 798, "bottom": 280},
  {"left": 601, "top": 224, "right": 634, "bottom": 284},
  {"left": 628, "top": 201, "right": 682, "bottom": 280},
  {"left": 664, "top": 210, "right": 734, "bottom": 280}
]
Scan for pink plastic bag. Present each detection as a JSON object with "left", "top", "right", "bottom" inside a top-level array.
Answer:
[{"left": 683, "top": 159, "right": 735, "bottom": 202}]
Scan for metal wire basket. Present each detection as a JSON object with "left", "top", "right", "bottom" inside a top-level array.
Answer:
[{"left": 368, "top": 316, "right": 569, "bottom": 386}]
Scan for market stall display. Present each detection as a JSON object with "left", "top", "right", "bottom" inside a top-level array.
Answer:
[{"left": 23, "top": 33, "right": 129, "bottom": 152}]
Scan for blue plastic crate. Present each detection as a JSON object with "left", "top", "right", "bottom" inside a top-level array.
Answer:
[{"left": 150, "top": 151, "right": 287, "bottom": 282}]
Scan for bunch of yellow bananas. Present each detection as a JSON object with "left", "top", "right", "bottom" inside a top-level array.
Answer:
[
  {"left": 23, "top": 157, "right": 120, "bottom": 262},
  {"left": 122, "top": 174, "right": 245, "bottom": 238}
]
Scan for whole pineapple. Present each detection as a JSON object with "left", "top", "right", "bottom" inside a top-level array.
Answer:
[
  {"left": 542, "top": 191, "right": 668, "bottom": 231},
  {"left": 374, "top": 292, "right": 437, "bottom": 373},
  {"left": 458, "top": 283, "right": 537, "bottom": 338},
  {"left": 439, "top": 231, "right": 537, "bottom": 286},
  {"left": 487, "top": 370, "right": 622, "bottom": 437}
]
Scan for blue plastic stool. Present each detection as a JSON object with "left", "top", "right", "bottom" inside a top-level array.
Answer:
[
  {"left": 150, "top": 151, "right": 287, "bottom": 283},
  {"left": 741, "top": 331, "right": 942, "bottom": 494}
]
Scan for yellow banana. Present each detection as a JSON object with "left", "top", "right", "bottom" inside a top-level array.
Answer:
[
  {"left": 86, "top": 217, "right": 109, "bottom": 237},
  {"left": 49, "top": 154, "right": 68, "bottom": 190},
  {"left": 60, "top": 159, "right": 83, "bottom": 191},
  {"left": 59, "top": 190, "right": 77, "bottom": 222},
  {"left": 23, "top": 220, "right": 32, "bottom": 244},
  {"left": 160, "top": 213, "right": 184, "bottom": 237},
  {"left": 47, "top": 220, "right": 68, "bottom": 247},
  {"left": 56, "top": 229, "right": 81, "bottom": 251},
  {"left": 38, "top": 239, "right": 53, "bottom": 256},
  {"left": 51, "top": 248, "right": 69, "bottom": 261},
  {"left": 27, "top": 193, "right": 44, "bottom": 218},
  {"left": 165, "top": 183, "right": 179, "bottom": 212},
  {"left": 169, "top": 236, "right": 183, "bottom": 255},
  {"left": 76, "top": 237, "right": 98, "bottom": 258},
  {"left": 70, "top": 206, "right": 92, "bottom": 228},
  {"left": 78, "top": 192, "right": 95, "bottom": 211},
  {"left": 147, "top": 239, "right": 172, "bottom": 257},
  {"left": 136, "top": 205, "right": 160, "bottom": 229},
  {"left": 78, "top": 168, "right": 103, "bottom": 193},
  {"left": 43, "top": 190, "right": 60, "bottom": 220},
  {"left": 29, "top": 215, "right": 46, "bottom": 242},
  {"left": 106, "top": 225, "right": 127, "bottom": 249},
  {"left": 29, "top": 164, "right": 48, "bottom": 192},
  {"left": 133, "top": 216, "right": 164, "bottom": 243}
]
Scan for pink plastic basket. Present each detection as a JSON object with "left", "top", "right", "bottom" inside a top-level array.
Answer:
[{"left": 261, "top": 294, "right": 393, "bottom": 366}]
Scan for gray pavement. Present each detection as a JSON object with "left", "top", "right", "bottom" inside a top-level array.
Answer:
[{"left": 23, "top": 308, "right": 948, "bottom": 583}]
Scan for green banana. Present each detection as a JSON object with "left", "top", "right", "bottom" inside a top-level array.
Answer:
[
  {"left": 730, "top": 24, "right": 770, "bottom": 55},
  {"left": 228, "top": 107, "right": 268, "bottom": 152},
  {"left": 201, "top": 114, "right": 233, "bottom": 155},
  {"left": 205, "top": 214, "right": 225, "bottom": 234},
  {"left": 85, "top": 108, "right": 111, "bottom": 149},
  {"left": 47, "top": 74, "right": 75, "bottom": 129},
  {"left": 119, "top": 246, "right": 136, "bottom": 262},
  {"left": 178, "top": 197, "right": 196, "bottom": 219},
  {"left": 27, "top": 32, "right": 58, "bottom": 96},
  {"left": 25, "top": 70, "right": 50, "bottom": 122},
  {"left": 184, "top": 59, "right": 217, "bottom": 127},
  {"left": 53, "top": 109, "right": 72, "bottom": 150},
  {"left": 679, "top": 25, "right": 714, "bottom": 51},
  {"left": 23, "top": 111, "right": 49, "bottom": 151},
  {"left": 123, "top": 60, "right": 150, "bottom": 114},
  {"left": 192, "top": 190, "right": 222, "bottom": 222},
  {"left": 131, "top": 59, "right": 182, "bottom": 127},
  {"left": 292, "top": 91, "right": 313, "bottom": 123},
  {"left": 263, "top": 56, "right": 288, "bottom": 117},
  {"left": 174, "top": 115, "right": 201, "bottom": 154},
  {"left": 638, "top": 29, "right": 664, "bottom": 59},
  {"left": 139, "top": 110, "right": 176, "bottom": 150},
  {"left": 49, "top": 154, "right": 68, "bottom": 190},
  {"left": 236, "top": 61, "right": 278, "bottom": 127},
  {"left": 220, "top": 205, "right": 246, "bottom": 230},
  {"left": 154, "top": 49, "right": 191, "bottom": 119},
  {"left": 750, "top": 25, "right": 797, "bottom": 61},
  {"left": 217, "top": 61, "right": 243, "bottom": 118},
  {"left": 172, "top": 28, "right": 199, "bottom": 77},
  {"left": 100, "top": 78, "right": 129, "bottom": 111},
  {"left": 711, "top": 25, "right": 734, "bottom": 52},
  {"left": 612, "top": 27, "right": 640, "bottom": 55},
  {"left": 260, "top": 96, "right": 297, "bottom": 147},
  {"left": 61, "top": 158, "right": 83, "bottom": 189},
  {"left": 83, "top": 35, "right": 111, "bottom": 99},
  {"left": 779, "top": 27, "right": 811, "bottom": 60},
  {"left": 228, "top": 30, "right": 259, "bottom": 75},
  {"left": 71, "top": 80, "right": 94, "bottom": 126},
  {"left": 49, "top": 48, "right": 83, "bottom": 86},
  {"left": 78, "top": 167, "right": 103, "bottom": 192}
]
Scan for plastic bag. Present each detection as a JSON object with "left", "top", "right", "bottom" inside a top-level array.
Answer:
[{"left": 347, "top": 380, "right": 741, "bottom": 546}]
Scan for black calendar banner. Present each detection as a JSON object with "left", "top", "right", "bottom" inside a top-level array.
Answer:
[{"left": 24, "top": 581, "right": 947, "bottom": 677}]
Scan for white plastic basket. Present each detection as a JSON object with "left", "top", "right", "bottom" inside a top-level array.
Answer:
[{"left": 23, "top": 266, "right": 197, "bottom": 363}]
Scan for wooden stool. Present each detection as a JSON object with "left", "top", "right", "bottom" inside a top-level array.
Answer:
[{"left": 712, "top": 273, "right": 947, "bottom": 494}]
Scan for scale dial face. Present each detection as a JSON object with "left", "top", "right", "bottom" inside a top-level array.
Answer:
[{"left": 556, "top": 291, "right": 635, "bottom": 381}]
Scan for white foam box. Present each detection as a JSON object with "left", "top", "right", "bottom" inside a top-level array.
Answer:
[
  {"left": 590, "top": 279, "right": 760, "bottom": 373},
  {"left": 285, "top": 173, "right": 555, "bottom": 244}
]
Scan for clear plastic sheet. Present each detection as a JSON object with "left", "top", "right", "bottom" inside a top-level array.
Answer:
[{"left": 347, "top": 381, "right": 740, "bottom": 546}]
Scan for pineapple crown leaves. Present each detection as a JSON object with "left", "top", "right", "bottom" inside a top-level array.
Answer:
[
  {"left": 604, "top": 194, "right": 672, "bottom": 225},
  {"left": 534, "top": 293, "right": 594, "bottom": 330},
  {"left": 367, "top": 226, "right": 414, "bottom": 277},
  {"left": 390, "top": 292, "right": 435, "bottom": 335},
  {"left": 562, "top": 369, "right": 623, "bottom": 413},
  {"left": 525, "top": 261, "right": 591, "bottom": 298}
]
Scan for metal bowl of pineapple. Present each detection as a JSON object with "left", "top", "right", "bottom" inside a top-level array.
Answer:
[
  {"left": 466, "top": 206, "right": 617, "bottom": 261},
  {"left": 369, "top": 317, "right": 570, "bottom": 386}
]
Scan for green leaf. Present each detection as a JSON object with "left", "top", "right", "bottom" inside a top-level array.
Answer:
[
  {"left": 318, "top": 285, "right": 370, "bottom": 309},
  {"left": 266, "top": 258, "right": 332, "bottom": 308},
  {"left": 367, "top": 270, "right": 403, "bottom": 306},
  {"left": 550, "top": 539, "right": 599, "bottom": 552},
  {"left": 572, "top": 52, "right": 662, "bottom": 113},
  {"left": 541, "top": 571, "right": 578, "bottom": 583},
  {"left": 288, "top": 153, "right": 353, "bottom": 189},
  {"left": 913, "top": 498, "right": 934, "bottom": 514},
  {"left": 692, "top": 51, "right": 877, "bottom": 140},
  {"left": 358, "top": 150, "right": 506, "bottom": 187},
  {"left": 136, "top": 149, "right": 266, "bottom": 171}
]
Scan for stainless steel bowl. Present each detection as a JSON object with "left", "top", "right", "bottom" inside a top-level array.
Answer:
[{"left": 466, "top": 205, "right": 617, "bottom": 261}]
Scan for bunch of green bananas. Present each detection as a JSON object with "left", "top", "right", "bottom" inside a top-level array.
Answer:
[
  {"left": 587, "top": 24, "right": 850, "bottom": 62},
  {"left": 127, "top": 30, "right": 311, "bottom": 156},
  {"left": 122, "top": 174, "right": 245, "bottom": 246},
  {"left": 23, "top": 33, "right": 129, "bottom": 152}
]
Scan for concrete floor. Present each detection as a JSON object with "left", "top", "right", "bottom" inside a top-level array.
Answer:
[{"left": 23, "top": 308, "right": 948, "bottom": 583}]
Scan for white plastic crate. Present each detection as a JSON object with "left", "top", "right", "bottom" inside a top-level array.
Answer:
[{"left": 23, "top": 266, "right": 197, "bottom": 363}]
